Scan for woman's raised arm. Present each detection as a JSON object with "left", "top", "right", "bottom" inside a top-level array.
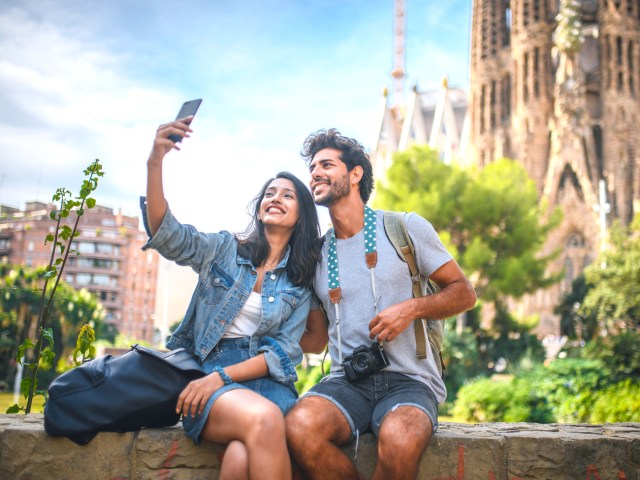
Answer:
[{"left": 145, "top": 118, "right": 193, "bottom": 236}]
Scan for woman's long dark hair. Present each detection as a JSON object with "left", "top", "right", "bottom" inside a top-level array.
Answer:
[{"left": 236, "top": 171, "right": 321, "bottom": 288}]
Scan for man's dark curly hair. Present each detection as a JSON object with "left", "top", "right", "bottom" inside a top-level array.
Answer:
[{"left": 300, "top": 128, "right": 374, "bottom": 203}]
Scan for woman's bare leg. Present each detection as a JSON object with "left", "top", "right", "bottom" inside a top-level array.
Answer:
[
  {"left": 219, "top": 440, "right": 249, "bottom": 480},
  {"left": 201, "top": 389, "right": 291, "bottom": 480}
]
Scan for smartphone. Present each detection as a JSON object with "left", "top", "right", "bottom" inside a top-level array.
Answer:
[{"left": 168, "top": 98, "right": 202, "bottom": 143}]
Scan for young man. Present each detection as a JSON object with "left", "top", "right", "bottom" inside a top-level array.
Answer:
[{"left": 286, "top": 129, "right": 477, "bottom": 480}]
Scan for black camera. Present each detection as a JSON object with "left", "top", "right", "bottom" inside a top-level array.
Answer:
[{"left": 341, "top": 342, "right": 390, "bottom": 382}]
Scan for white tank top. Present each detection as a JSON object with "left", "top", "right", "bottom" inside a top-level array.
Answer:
[{"left": 224, "top": 291, "right": 262, "bottom": 338}]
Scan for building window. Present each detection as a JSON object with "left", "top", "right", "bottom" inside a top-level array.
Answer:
[
  {"left": 564, "top": 257, "right": 574, "bottom": 286},
  {"left": 566, "top": 234, "right": 585, "bottom": 248},
  {"left": 96, "top": 243, "right": 113, "bottom": 254},
  {"left": 490, "top": 80, "right": 496, "bottom": 129},
  {"left": 501, "top": 74, "right": 511, "bottom": 124},
  {"left": 534, "top": 47, "right": 540, "bottom": 98},
  {"left": 93, "top": 274, "right": 110, "bottom": 286},
  {"left": 504, "top": 6, "right": 511, "bottom": 46},
  {"left": 617, "top": 36, "right": 623, "bottom": 65},
  {"left": 605, "top": 35, "right": 612, "bottom": 90},
  {"left": 523, "top": 52, "right": 530, "bottom": 102},
  {"left": 628, "top": 40, "right": 635, "bottom": 96},
  {"left": 76, "top": 242, "right": 96, "bottom": 254},
  {"left": 480, "top": 84, "right": 486, "bottom": 133}
]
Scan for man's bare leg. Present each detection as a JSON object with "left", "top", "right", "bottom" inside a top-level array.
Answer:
[
  {"left": 372, "top": 406, "right": 432, "bottom": 480},
  {"left": 286, "top": 396, "right": 363, "bottom": 480}
]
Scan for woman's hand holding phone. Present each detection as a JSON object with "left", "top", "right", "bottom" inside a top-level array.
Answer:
[{"left": 168, "top": 99, "right": 202, "bottom": 143}]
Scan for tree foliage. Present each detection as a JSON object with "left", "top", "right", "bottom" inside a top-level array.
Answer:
[
  {"left": 0, "top": 264, "right": 108, "bottom": 390},
  {"left": 374, "top": 146, "right": 562, "bottom": 323},
  {"left": 581, "top": 214, "right": 640, "bottom": 333}
]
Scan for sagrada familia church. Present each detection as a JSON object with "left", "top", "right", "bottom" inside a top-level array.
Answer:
[{"left": 372, "top": 0, "right": 640, "bottom": 336}]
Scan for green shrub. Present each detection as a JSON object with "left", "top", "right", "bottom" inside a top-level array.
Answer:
[
  {"left": 295, "top": 359, "right": 330, "bottom": 394},
  {"left": 590, "top": 379, "right": 640, "bottom": 423},
  {"left": 581, "top": 331, "right": 640, "bottom": 383},
  {"left": 443, "top": 326, "right": 482, "bottom": 402},
  {"left": 534, "top": 358, "right": 607, "bottom": 423},
  {"left": 452, "top": 376, "right": 554, "bottom": 423}
]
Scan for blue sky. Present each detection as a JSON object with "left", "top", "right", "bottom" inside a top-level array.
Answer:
[{"left": 0, "top": 0, "right": 471, "bottom": 234}]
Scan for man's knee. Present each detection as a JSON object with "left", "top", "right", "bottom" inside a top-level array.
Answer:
[
  {"left": 378, "top": 406, "right": 432, "bottom": 455},
  {"left": 286, "top": 397, "right": 323, "bottom": 442},
  {"left": 286, "top": 396, "right": 351, "bottom": 446}
]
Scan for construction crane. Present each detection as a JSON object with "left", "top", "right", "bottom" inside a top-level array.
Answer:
[{"left": 390, "top": 0, "right": 406, "bottom": 110}]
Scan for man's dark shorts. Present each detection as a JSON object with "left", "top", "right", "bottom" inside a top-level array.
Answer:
[{"left": 304, "top": 371, "right": 438, "bottom": 440}]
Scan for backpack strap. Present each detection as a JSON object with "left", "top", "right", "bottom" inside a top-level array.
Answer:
[{"left": 383, "top": 211, "right": 429, "bottom": 359}]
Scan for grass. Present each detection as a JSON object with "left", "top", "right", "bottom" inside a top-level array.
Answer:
[{"left": 0, "top": 392, "right": 46, "bottom": 414}]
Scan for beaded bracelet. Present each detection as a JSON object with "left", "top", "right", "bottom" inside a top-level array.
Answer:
[{"left": 213, "top": 366, "right": 233, "bottom": 385}]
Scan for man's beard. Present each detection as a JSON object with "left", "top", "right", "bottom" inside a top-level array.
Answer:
[{"left": 314, "top": 173, "right": 351, "bottom": 206}]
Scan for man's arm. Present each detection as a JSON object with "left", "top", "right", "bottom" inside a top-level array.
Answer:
[
  {"left": 369, "top": 259, "right": 476, "bottom": 342},
  {"left": 300, "top": 309, "right": 329, "bottom": 354}
]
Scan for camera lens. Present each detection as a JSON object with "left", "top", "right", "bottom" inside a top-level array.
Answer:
[{"left": 352, "top": 353, "right": 372, "bottom": 373}]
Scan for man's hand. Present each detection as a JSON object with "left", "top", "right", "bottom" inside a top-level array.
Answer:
[
  {"left": 368, "top": 299, "right": 415, "bottom": 342},
  {"left": 176, "top": 371, "right": 224, "bottom": 418}
]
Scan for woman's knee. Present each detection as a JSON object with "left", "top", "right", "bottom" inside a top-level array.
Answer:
[{"left": 245, "top": 400, "right": 286, "bottom": 437}]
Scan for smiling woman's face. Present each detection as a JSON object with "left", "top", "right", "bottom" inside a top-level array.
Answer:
[{"left": 259, "top": 178, "right": 300, "bottom": 230}]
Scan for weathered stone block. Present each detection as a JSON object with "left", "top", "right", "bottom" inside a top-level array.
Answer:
[{"left": 1, "top": 415, "right": 639, "bottom": 480}]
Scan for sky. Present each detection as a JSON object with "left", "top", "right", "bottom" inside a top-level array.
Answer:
[
  {"left": 0, "top": 0, "right": 472, "bottom": 329},
  {"left": 0, "top": 0, "right": 471, "bottom": 233}
]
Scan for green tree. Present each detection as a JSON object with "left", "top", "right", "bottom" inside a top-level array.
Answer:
[
  {"left": 374, "top": 146, "right": 562, "bottom": 328},
  {"left": 554, "top": 274, "right": 597, "bottom": 342},
  {"left": 555, "top": 0, "right": 584, "bottom": 55},
  {"left": 0, "top": 265, "right": 109, "bottom": 389},
  {"left": 0, "top": 265, "right": 42, "bottom": 388},
  {"left": 581, "top": 214, "right": 640, "bottom": 333}
]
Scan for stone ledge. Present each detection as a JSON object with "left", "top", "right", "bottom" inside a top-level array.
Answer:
[{"left": 1, "top": 414, "right": 639, "bottom": 479}]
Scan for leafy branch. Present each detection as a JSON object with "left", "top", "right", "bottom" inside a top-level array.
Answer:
[{"left": 11, "top": 159, "right": 104, "bottom": 414}]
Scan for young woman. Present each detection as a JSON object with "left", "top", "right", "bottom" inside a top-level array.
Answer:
[{"left": 143, "top": 116, "right": 321, "bottom": 480}]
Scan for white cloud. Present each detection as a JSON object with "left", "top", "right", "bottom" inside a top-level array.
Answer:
[{"left": 0, "top": 0, "right": 469, "bottom": 335}]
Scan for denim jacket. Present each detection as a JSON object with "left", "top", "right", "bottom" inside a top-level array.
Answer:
[{"left": 141, "top": 202, "right": 310, "bottom": 384}]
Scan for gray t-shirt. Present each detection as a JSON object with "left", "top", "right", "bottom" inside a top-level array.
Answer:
[{"left": 312, "top": 210, "right": 452, "bottom": 403}]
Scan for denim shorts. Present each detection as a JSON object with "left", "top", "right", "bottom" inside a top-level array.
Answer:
[
  {"left": 182, "top": 337, "right": 298, "bottom": 443},
  {"left": 305, "top": 371, "right": 438, "bottom": 440}
]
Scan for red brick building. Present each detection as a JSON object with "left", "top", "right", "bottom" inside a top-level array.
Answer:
[{"left": 0, "top": 201, "right": 159, "bottom": 343}]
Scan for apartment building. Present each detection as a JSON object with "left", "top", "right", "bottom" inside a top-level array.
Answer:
[{"left": 0, "top": 201, "right": 159, "bottom": 343}]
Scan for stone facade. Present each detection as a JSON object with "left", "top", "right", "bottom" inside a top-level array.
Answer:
[
  {"left": 468, "top": 0, "right": 640, "bottom": 335},
  {"left": 374, "top": 1, "right": 640, "bottom": 337},
  {"left": 1, "top": 415, "right": 639, "bottom": 479}
]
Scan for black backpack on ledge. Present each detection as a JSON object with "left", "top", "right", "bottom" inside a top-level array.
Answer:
[{"left": 44, "top": 344, "right": 205, "bottom": 445}]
